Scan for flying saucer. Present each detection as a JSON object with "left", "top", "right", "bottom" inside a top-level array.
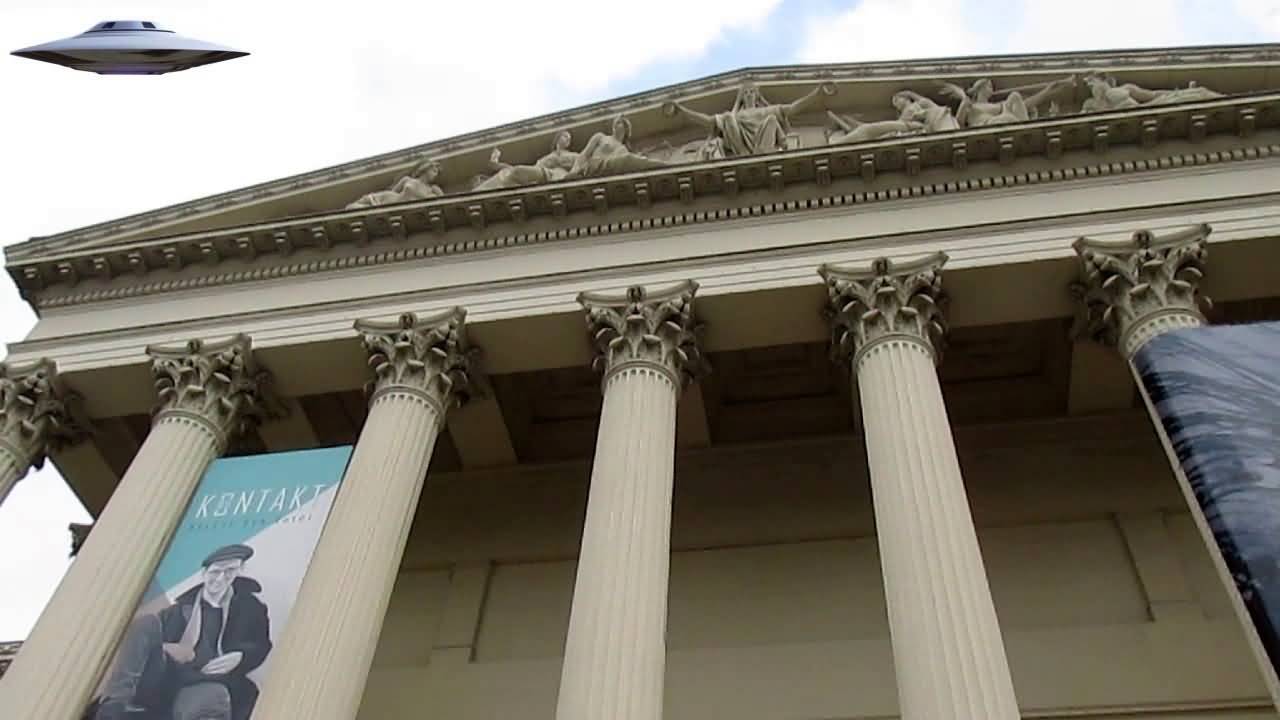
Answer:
[{"left": 11, "top": 21, "right": 248, "bottom": 75}]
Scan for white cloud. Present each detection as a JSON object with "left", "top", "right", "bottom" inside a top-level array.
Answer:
[
  {"left": 1235, "top": 0, "right": 1280, "bottom": 35},
  {"left": 799, "top": 0, "right": 982, "bottom": 64},
  {"left": 0, "top": 0, "right": 780, "bottom": 641},
  {"left": 799, "top": 0, "right": 1239, "bottom": 64}
]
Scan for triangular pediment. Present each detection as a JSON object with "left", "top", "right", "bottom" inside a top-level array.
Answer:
[{"left": 7, "top": 43, "right": 1280, "bottom": 302}]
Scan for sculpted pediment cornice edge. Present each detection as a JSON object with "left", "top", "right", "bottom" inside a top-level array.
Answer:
[
  {"left": 8, "top": 43, "right": 1280, "bottom": 262},
  {"left": 9, "top": 90, "right": 1280, "bottom": 309}
]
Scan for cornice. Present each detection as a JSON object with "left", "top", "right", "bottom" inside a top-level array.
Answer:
[
  {"left": 11, "top": 91, "right": 1280, "bottom": 310},
  {"left": 7, "top": 44, "right": 1280, "bottom": 261}
]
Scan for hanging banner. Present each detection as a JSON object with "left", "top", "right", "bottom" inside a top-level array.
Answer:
[
  {"left": 85, "top": 444, "right": 353, "bottom": 720},
  {"left": 1134, "top": 322, "right": 1280, "bottom": 701}
]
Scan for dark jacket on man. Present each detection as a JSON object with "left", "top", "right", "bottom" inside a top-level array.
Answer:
[{"left": 154, "top": 576, "right": 272, "bottom": 720}]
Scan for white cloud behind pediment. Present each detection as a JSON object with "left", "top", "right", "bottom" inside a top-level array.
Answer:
[{"left": 799, "top": 0, "right": 1270, "bottom": 64}]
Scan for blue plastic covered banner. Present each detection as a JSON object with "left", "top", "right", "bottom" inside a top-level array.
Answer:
[{"left": 1135, "top": 322, "right": 1280, "bottom": 693}]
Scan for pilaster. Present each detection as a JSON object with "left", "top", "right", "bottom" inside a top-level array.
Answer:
[
  {"left": 1073, "top": 224, "right": 1211, "bottom": 359},
  {"left": 1, "top": 336, "right": 268, "bottom": 720},
  {"left": 252, "top": 308, "right": 471, "bottom": 720}
]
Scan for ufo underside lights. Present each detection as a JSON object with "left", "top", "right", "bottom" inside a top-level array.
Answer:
[{"left": 11, "top": 21, "right": 248, "bottom": 75}]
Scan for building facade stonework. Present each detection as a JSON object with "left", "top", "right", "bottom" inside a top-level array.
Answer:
[{"left": 3, "top": 45, "right": 1280, "bottom": 719}]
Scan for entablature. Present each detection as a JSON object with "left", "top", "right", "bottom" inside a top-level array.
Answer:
[{"left": 9, "top": 90, "right": 1280, "bottom": 310}]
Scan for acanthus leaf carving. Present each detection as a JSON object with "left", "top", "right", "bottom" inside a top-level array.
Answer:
[
  {"left": 147, "top": 335, "right": 273, "bottom": 449},
  {"left": 355, "top": 307, "right": 474, "bottom": 411},
  {"left": 580, "top": 280, "right": 707, "bottom": 388},
  {"left": 820, "top": 252, "right": 949, "bottom": 365},
  {"left": 1072, "top": 224, "right": 1211, "bottom": 358},
  {"left": 0, "top": 359, "right": 85, "bottom": 472}
]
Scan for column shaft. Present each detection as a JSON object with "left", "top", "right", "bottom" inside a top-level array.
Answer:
[
  {"left": 251, "top": 308, "right": 471, "bottom": 720},
  {"left": 252, "top": 390, "right": 443, "bottom": 719},
  {"left": 0, "top": 416, "right": 219, "bottom": 718},
  {"left": 557, "top": 366, "right": 678, "bottom": 720},
  {"left": 857, "top": 340, "right": 1020, "bottom": 719},
  {"left": 822, "top": 254, "right": 1019, "bottom": 720},
  {"left": 555, "top": 281, "right": 703, "bottom": 720}
]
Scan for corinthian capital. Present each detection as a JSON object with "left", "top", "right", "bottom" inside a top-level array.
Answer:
[
  {"left": 355, "top": 308, "right": 473, "bottom": 412},
  {"left": 820, "top": 252, "right": 949, "bottom": 366},
  {"left": 148, "top": 335, "right": 271, "bottom": 450},
  {"left": 0, "top": 359, "right": 85, "bottom": 472},
  {"left": 579, "top": 280, "right": 706, "bottom": 389},
  {"left": 1073, "top": 224, "right": 1210, "bottom": 359}
]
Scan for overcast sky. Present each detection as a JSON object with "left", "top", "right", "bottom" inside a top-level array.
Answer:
[{"left": 2, "top": 0, "right": 1278, "bottom": 640}]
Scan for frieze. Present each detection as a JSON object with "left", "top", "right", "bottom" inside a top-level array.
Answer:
[{"left": 8, "top": 44, "right": 1280, "bottom": 260}]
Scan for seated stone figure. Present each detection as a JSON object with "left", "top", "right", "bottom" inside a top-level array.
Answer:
[
  {"left": 664, "top": 80, "right": 836, "bottom": 157},
  {"left": 474, "top": 130, "right": 579, "bottom": 191},
  {"left": 1082, "top": 72, "right": 1223, "bottom": 112},
  {"left": 346, "top": 159, "right": 443, "bottom": 209}
]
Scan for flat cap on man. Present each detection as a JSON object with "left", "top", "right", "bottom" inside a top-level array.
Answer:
[{"left": 202, "top": 543, "right": 254, "bottom": 566}]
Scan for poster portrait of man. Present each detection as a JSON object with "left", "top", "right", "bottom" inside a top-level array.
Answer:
[
  {"left": 87, "top": 544, "right": 271, "bottom": 720},
  {"left": 77, "top": 445, "right": 353, "bottom": 720}
]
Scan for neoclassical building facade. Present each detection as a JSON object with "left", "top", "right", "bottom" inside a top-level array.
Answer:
[{"left": 3, "top": 45, "right": 1280, "bottom": 719}]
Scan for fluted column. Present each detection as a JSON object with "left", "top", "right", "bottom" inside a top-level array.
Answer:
[
  {"left": 821, "top": 254, "right": 1020, "bottom": 720},
  {"left": 555, "top": 281, "right": 704, "bottom": 720},
  {"left": 0, "top": 359, "right": 83, "bottom": 507},
  {"left": 0, "top": 336, "right": 267, "bottom": 720},
  {"left": 253, "top": 308, "right": 471, "bottom": 720},
  {"left": 1073, "top": 224, "right": 1210, "bottom": 359}
]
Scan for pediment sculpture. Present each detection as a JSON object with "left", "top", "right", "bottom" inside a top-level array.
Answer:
[
  {"left": 939, "top": 76, "right": 1075, "bottom": 127},
  {"left": 346, "top": 158, "right": 444, "bottom": 209},
  {"left": 663, "top": 80, "right": 838, "bottom": 158},
  {"left": 565, "top": 115, "right": 670, "bottom": 179},
  {"left": 340, "top": 73, "right": 1230, "bottom": 209},
  {"left": 1081, "top": 72, "right": 1223, "bottom": 112},
  {"left": 474, "top": 130, "right": 579, "bottom": 191}
]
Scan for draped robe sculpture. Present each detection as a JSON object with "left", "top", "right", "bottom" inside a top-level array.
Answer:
[
  {"left": 940, "top": 76, "right": 1074, "bottom": 127},
  {"left": 664, "top": 80, "right": 836, "bottom": 157},
  {"left": 474, "top": 130, "right": 579, "bottom": 192},
  {"left": 1082, "top": 72, "right": 1223, "bottom": 112},
  {"left": 346, "top": 159, "right": 444, "bottom": 209},
  {"left": 566, "top": 115, "right": 669, "bottom": 179}
]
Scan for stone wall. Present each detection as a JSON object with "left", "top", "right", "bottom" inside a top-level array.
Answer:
[{"left": 352, "top": 410, "right": 1277, "bottom": 718}]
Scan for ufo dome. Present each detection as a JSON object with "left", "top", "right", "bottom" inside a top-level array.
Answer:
[{"left": 11, "top": 21, "right": 248, "bottom": 75}]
